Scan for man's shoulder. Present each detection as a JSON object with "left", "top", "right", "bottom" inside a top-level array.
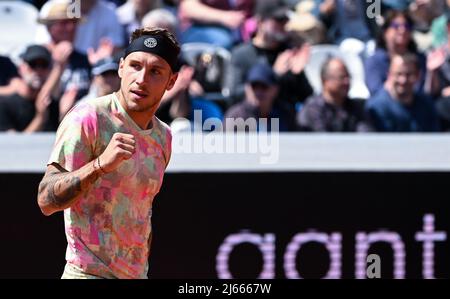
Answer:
[
  {"left": 367, "top": 89, "right": 392, "bottom": 107},
  {"left": 85, "top": 93, "right": 115, "bottom": 106},
  {"left": 231, "top": 42, "right": 256, "bottom": 59},
  {"left": 62, "top": 94, "right": 114, "bottom": 124},
  {"left": 414, "top": 93, "right": 436, "bottom": 109},
  {"left": 303, "top": 95, "right": 326, "bottom": 108},
  {"left": 153, "top": 116, "right": 172, "bottom": 135},
  {"left": 225, "top": 101, "right": 256, "bottom": 119}
]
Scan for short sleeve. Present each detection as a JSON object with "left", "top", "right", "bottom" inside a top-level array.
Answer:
[
  {"left": 48, "top": 102, "right": 98, "bottom": 171},
  {"left": 164, "top": 127, "right": 172, "bottom": 169}
]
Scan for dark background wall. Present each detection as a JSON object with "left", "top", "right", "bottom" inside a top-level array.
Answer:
[{"left": 1, "top": 172, "right": 449, "bottom": 279}]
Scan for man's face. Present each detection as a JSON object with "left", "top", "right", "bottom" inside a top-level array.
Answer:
[
  {"left": 245, "top": 81, "right": 278, "bottom": 108},
  {"left": 260, "top": 18, "right": 288, "bottom": 46},
  {"left": 323, "top": 60, "right": 350, "bottom": 100},
  {"left": 118, "top": 51, "right": 178, "bottom": 114},
  {"left": 47, "top": 19, "right": 77, "bottom": 44},
  {"left": 387, "top": 57, "right": 418, "bottom": 100},
  {"left": 20, "top": 59, "right": 51, "bottom": 90}
]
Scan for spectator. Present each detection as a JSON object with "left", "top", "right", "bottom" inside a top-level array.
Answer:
[
  {"left": 0, "top": 45, "right": 60, "bottom": 132},
  {"left": 366, "top": 53, "right": 440, "bottom": 132},
  {"left": 117, "top": 0, "right": 162, "bottom": 40},
  {"left": 430, "top": 0, "right": 450, "bottom": 48},
  {"left": 409, "top": 0, "right": 445, "bottom": 32},
  {"left": 142, "top": 7, "right": 178, "bottom": 35},
  {"left": 0, "top": 56, "right": 19, "bottom": 95},
  {"left": 364, "top": 10, "right": 426, "bottom": 96},
  {"left": 37, "top": 0, "right": 92, "bottom": 118},
  {"left": 426, "top": 12, "right": 450, "bottom": 130},
  {"left": 298, "top": 57, "right": 371, "bottom": 132},
  {"left": 79, "top": 57, "right": 121, "bottom": 102},
  {"left": 74, "top": 0, "right": 125, "bottom": 55},
  {"left": 225, "top": 62, "right": 296, "bottom": 132},
  {"left": 178, "top": 0, "right": 254, "bottom": 49},
  {"left": 230, "top": 0, "right": 313, "bottom": 112},
  {"left": 0, "top": 56, "right": 19, "bottom": 87},
  {"left": 311, "top": 0, "right": 378, "bottom": 45},
  {"left": 156, "top": 58, "right": 223, "bottom": 131},
  {"left": 285, "top": 4, "right": 327, "bottom": 46}
]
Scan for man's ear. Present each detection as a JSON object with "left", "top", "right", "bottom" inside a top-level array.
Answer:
[
  {"left": 118, "top": 57, "right": 124, "bottom": 79},
  {"left": 166, "top": 72, "right": 179, "bottom": 91}
]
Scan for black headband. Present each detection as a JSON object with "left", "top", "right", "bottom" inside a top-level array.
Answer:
[{"left": 124, "top": 35, "right": 179, "bottom": 72}]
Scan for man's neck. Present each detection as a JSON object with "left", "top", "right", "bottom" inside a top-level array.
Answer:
[
  {"left": 131, "top": 112, "right": 154, "bottom": 130},
  {"left": 322, "top": 90, "right": 345, "bottom": 107},
  {"left": 116, "top": 91, "right": 155, "bottom": 130}
]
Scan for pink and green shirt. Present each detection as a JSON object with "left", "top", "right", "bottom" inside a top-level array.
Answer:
[{"left": 48, "top": 93, "right": 172, "bottom": 279}]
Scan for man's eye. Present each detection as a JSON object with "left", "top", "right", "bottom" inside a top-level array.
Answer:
[
  {"left": 131, "top": 63, "right": 141, "bottom": 70},
  {"left": 151, "top": 69, "right": 161, "bottom": 75}
]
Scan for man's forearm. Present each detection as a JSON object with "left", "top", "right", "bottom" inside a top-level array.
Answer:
[{"left": 38, "top": 160, "right": 102, "bottom": 216}]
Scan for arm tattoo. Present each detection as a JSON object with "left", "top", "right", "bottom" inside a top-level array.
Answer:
[
  {"left": 38, "top": 161, "right": 100, "bottom": 212},
  {"left": 46, "top": 174, "right": 82, "bottom": 208}
]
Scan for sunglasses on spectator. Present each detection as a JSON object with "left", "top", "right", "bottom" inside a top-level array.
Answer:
[
  {"left": 389, "top": 22, "right": 412, "bottom": 31},
  {"left": 28, "top": 60, "right": 50, "bottom": 70}
]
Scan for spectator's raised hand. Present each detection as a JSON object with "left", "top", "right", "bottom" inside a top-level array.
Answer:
[
  {"left": 87, "top": 38, "right": 114, "bottom": 66},
  {"left": 52, "top": 41, "right": 73, "bottom": 66},
  {"left": 59, "top": 87, "right": 78, "bottom": 120},
  {"left": 427, "top": 48, "right": 447, "bottom": 72},
  {"left": 273, "top": 49, "right": 294, "bottom": 75},
  {"left": 442, "top": 86, "right": 450, "bottom": 97},
  {"left": 290, "top": 43, "right": 311, "bottom": 74},
  {"left": 320, "top": 0, "right": 336, "bottom": 15}
]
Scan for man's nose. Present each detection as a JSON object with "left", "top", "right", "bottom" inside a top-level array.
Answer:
[
  {"left": 135, "top": 69, "right": 148, "bottom": 85},
  {"left": 397, "top": 75, "right": 408, "bottom": 84}
]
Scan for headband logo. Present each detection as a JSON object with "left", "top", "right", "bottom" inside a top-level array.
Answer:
[{"left": 144, "top": 37, "right": 157, "bottom": 48}]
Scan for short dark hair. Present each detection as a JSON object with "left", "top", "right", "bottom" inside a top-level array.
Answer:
[
  {"left": 130, "top": 27, "right": 180, "bottom": 57},
  {"left": 390, "top": 52, "right": 419, "bottom": 71}
]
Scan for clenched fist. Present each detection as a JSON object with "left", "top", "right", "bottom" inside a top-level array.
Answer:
[{"left": 98, "top": 133, "right": 136, "bottom": 173}]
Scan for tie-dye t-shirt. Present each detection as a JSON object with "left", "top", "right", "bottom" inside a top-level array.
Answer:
[{"left": 48, "top": 93, "right": 172, "bottom": 279}]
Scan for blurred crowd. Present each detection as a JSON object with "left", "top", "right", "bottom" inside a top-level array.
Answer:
[{"left": 1, "top": 0, "right": 450, "bottom": 133}]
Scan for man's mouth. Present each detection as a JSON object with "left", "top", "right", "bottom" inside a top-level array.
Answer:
[{"left": 130, "top": 90, "right": 148, "bottom": 99}]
